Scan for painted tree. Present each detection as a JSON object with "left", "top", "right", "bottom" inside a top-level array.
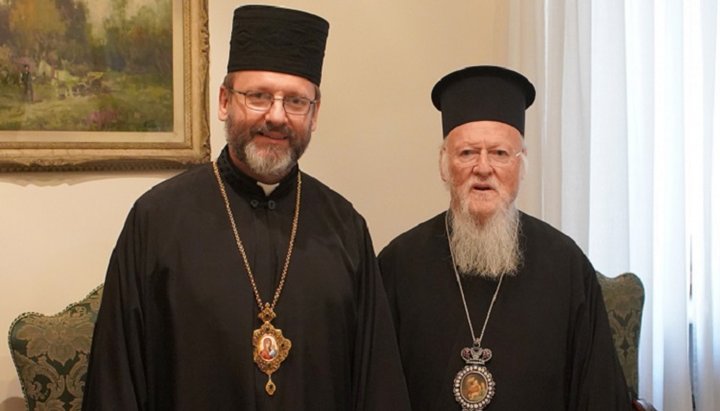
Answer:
[
  {"left": 8, "top": 0, "right": 65, "bottom": 63},
  {"left": 54, "top": 0, "right": 92, "bottom": 68},
  {"left": 125, "top": 1, "right": 171, "bottom": 75}
]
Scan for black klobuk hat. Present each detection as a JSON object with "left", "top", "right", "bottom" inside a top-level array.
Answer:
[
  {"left": 227, "top": 5, "right": 329, "bottom": 86},
  {"left": 431, "top": 65, "right": 536, "bottom": 136}
]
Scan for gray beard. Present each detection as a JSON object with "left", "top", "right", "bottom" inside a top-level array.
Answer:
[
  {"left": 448, "top": 204, "right": 522, "bottom": 279},
  {"left": 242, "top": 139, "right": 295, "bottom": 180},
  {"left": 225, "top": 115, "right": 308, "bottom": 181}
]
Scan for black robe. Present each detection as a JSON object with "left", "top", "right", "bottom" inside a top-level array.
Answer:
[
  {"left": 378, "top": 211, "right": 632, "bottom": 410},
  {"left": 83, "top": 147, "right": 411, "bottom": 411}
]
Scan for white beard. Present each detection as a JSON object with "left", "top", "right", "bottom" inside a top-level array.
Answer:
[{"left": 448, "top": 203, "right": 522, "bottom": 279}]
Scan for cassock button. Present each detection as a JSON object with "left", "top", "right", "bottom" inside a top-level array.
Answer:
[
  {"left": 250, "top": 199, "right": 260, "bottom": 208},
  {"left": 267, "top": 200, "right": 276, "bottom": 210}
]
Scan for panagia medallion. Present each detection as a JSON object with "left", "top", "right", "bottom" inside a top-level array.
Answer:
[
  {"left": 453, "top": 341, "right": 496, "bottom": 410},
  {"left": 252, "top": 304, "right": 292, "bottom": 395}
]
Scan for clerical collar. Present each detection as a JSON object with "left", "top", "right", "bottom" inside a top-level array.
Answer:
[
  {"left": 257, "top": 181, "right": 279, "bottom": 196},
  {"left": 216, "top": 146, "right": 298, "bottom": 201}
]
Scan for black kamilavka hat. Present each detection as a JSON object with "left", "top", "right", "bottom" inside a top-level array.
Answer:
[
  {"left": 227, "top": 5, "right": 329, "bottom": 86},
  {"left": 431, "top": 66, "right": 535, "bottom": 136}
]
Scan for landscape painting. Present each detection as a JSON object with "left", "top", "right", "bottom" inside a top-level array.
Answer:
[{"left": 0, "top": 0, "right": 209, "bottom": 171}]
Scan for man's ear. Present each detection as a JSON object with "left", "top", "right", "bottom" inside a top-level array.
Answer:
[
  {"left": 218, "top": 85, "right": 230, "bottom": 121},
  {"left": 439, "top": 146, "right": 449, "bottom": 182},
  {"left": 310, "top": 100, "right": 320, "bottom": 131}
]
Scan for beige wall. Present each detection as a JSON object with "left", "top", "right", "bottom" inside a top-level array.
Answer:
[{"left": 0, "top": 1, "right": 511, "bottom": 407}]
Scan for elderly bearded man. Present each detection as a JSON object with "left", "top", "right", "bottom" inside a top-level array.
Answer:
[
  {"left": 378, "top": 66, "right": 631, "bottom": 410},
  {"left": 82, "top": 5, "right": 410, "bottom": 411}
]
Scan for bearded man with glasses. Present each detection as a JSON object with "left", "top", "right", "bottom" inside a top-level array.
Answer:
[
  {"left": 378, "top": 66, "right": 632, "bottom": 410},
  {"left": 83, "top": 5, "right": 410, "bottom": 411}
]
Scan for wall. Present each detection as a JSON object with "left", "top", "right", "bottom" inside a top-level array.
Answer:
[{"left": 0, "top": 1, "right": 512, "bottom": 407}]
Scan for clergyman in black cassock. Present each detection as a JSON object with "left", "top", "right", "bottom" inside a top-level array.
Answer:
[
  {"left": 82, "top": 5, "right": 410, "bottom": 411},
  {"left": 378, "top": 66, "right": 632, "bottom": 410}
]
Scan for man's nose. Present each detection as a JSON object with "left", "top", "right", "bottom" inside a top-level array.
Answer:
[
  {"left": 264, "top": 98, "right": 288, "bottom": 124},
  {"left": 471, "top": 151, "right": 493, "bottom": 174}
]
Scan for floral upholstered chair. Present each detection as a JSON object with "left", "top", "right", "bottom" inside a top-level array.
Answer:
[
  {"left": 8, "top": 285, "right": 103, "bottom": 411},
  {"left": 596, "top": 272, "right": 656, "bottom": 411}
]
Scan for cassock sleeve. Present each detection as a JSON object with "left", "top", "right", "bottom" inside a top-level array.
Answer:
[
  {"left": 568, "top": 259, "right": 633, "bottom": 410},
  {"left": 351, "top": 221, "right": 411, "bottom": 411},
  {"left": 83, "top": 205, "right": 149, "bottom": 410}
]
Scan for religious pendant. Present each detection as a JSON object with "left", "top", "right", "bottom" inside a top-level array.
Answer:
[
  {"left": 252, "top": 303, "right": 292, "bottom": 395},
  {"left": 453, "top": 339, "right": 496, "bottom": 410}
]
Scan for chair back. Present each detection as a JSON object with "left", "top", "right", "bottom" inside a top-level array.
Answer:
[
  {"left": 596, "top": 271, "right": 644, "bottom": 397},
  {"left": 7, "top": 284, "right": 103, "bottom": 411}
]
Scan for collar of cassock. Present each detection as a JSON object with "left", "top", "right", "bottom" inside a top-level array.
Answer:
[{"left": 216, "top": 145, "right": 299, "bottom": 209}]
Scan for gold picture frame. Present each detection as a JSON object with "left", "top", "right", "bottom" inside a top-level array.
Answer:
[{"left": 0, "top": 0, "right": 210, "bottom": 172}]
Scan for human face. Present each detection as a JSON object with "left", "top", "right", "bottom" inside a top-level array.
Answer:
[
  {"left": 218, "top": 70, "right": 320, "bottom": 183},
  {"left": 441, "top": 121, "right": 524, "bottom": 223},
  {"left": 466, "top": 376, "right": 480, "bottom": 394}
]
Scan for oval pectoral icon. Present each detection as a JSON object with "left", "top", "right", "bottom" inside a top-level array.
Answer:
[
  {"left": 252, "top": 318, "right": 291, "bottom": 396},
  {"left": 453, "top": 365, "right": 495, "bottom": 410},
  {"left": 460, "top": 371, "right": 488, "bottom": 403},
  {"left": 258, "top": 334, "right": 279, "bottom": 362}
]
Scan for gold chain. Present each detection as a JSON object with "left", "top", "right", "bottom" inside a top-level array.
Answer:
[{"left": 212, "top": 161, "right": 301, "bottom": 311}]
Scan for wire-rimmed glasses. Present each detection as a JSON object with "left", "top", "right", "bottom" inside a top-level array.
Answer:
[
  {"left": 227, "top": 88, "right": 316, "bottom": 115},
  {"left": 455, "top": 148, "right": 523, "bottom": 167}
]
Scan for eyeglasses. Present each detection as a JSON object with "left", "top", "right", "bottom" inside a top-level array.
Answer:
[
  {"left": 454, "top": 148, "right": 523, "bottom": 167},
  {"left": 227, "top": 88, "right": 316, "bottom": 115}
]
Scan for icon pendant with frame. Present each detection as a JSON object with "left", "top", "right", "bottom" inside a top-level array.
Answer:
[
  {"left": 453, "top": 365, "right": 495, "bottom": 410},
  {"left": 252, "top": 317, "right": 291, "bottom": 395}
]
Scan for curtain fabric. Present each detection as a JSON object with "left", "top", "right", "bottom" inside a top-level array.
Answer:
[{"left": 507, "top": 1, "right": 719, "bottom": 410}]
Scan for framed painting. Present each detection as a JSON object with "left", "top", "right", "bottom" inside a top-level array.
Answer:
[{"left": 0, "top": 0, "right": 210, "bottom": 171}]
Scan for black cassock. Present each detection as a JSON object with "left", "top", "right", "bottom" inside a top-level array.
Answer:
[
  {"left": 378, "top": 211, "right": 632, "bottom": 411},
  {"left": 83, "top": 147, "right": 410, "bottom": 411}
]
